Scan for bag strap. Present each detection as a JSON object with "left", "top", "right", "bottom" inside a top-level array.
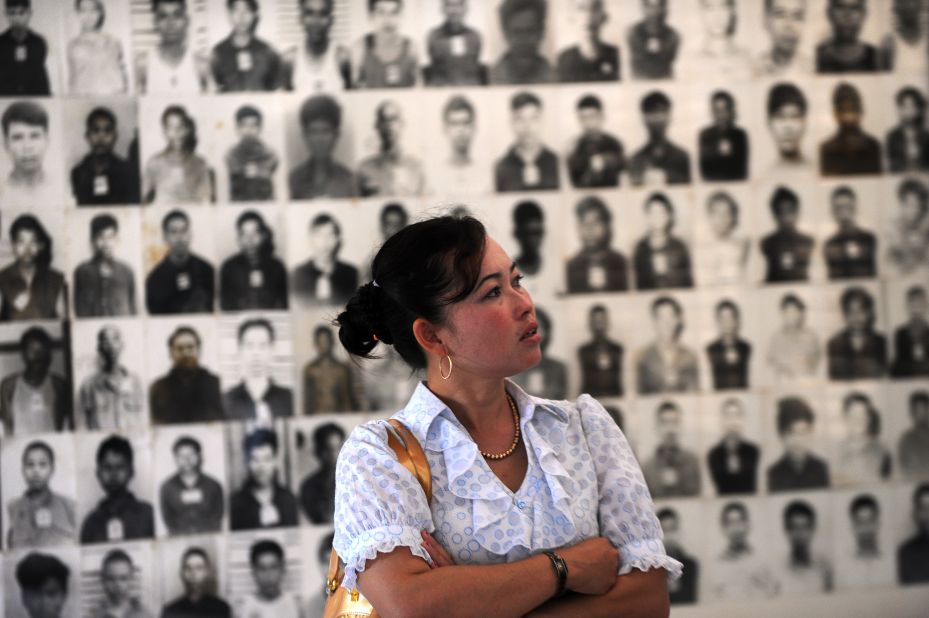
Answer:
[{"left": 325, "top": 419, "right": 433, "bottom": 594}]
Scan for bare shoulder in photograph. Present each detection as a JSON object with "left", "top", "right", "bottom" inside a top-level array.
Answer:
[
  {"left": 136, "top": 0, "right": 211, "bottom": 94},
  {"left": 0, "top": 101, "right": 56, "bottom": 206},
  {"left": 282, "top": 0, "right": 350, "bottom": 92},
  {"left": 302, "top": 324, "right": 360, "bottom": 414},
  {"left": 349, "top": 0, "right": 419, "bottom": 89},
  {"left": 143, "top": 105, "right": 215, "bottom": 204},
  {"left": 698, "top": 191, "right": 751, "bottom": 286},
  {"left": 66, "top": 0, "right": 129, "bottom": 95}
]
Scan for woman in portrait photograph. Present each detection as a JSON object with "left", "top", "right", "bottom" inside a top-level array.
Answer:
[
  {"left": 331, "top": 215, "right": 679, "bottom": 616},
  {"left": 635, "top": 295, "right": 700, "bottom": 395},
  {"left": 144, "top": 105, "right": 215, "bottom": 204},
  {"left": 697, "top": 191, "right": 750, "bottom": 286},
  {"left": 633, "top": 192, "right": 693, "bottom": 290},
  {"left": 0, "top": 214, "right": 66, "bottom": 321},
  {"left": 66, "top": 0, "right": 129, "bottom": 95},
  {"left": 832, "top": 392, "right": 891, "bottom": 485}
]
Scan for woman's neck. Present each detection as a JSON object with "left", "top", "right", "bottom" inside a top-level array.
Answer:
[{"left": 424, "top": 371, "right": 511, "bottom": 435}]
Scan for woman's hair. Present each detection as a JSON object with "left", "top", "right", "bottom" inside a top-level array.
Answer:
[
  {"left": 161, "top": 105, "right": 198, "bottom": 153},
  {"left": 236, "top": 210, "right": 276, "bottom": 259},
  {"left": 842, "top": 391, "right": 881, "bottom": 437},
  {"left": 336, "top": 215, "right": 487, "bottom": 370},
  {"left": 10, "top": 214, "right": 53, "bottom": 269}
]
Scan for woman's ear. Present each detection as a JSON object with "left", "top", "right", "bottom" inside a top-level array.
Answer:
[{"left": 412, "top": 318, "right": 446, "bottom": 359}]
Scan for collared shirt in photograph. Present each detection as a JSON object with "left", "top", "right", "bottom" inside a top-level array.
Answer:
[
  {"left": 71, "top": 152, "right": 140, "bottom": 205},
  {"left": 80, "top": 490, "right": 155, "bottom": 544},
  {"left": 824, "top": 227, "right": 877, "bottom": 279},
  {"left": 162, "top": 594, "right": 231, "bottom": 618},
  {"left": 778, "top": 552, "right": 833, "bottom": 595},
  {"left": 303, "top": 356, "right": 359, "bottom": 414},
  {"left": 424, "top": 23, "right": 484, "bottom": 86},
  {"left": 300, "top": 467, "right": 335, "bottom": 524},
  {"left": 897, "top": 532, "right": 929, "bottom": 584},
  {"left": 292, "top": 259, "right": 358, "bottom": 307},
  {"left": 333, "top": 379, "right": 683, "bottom": 592},
  {"left": 77, "top": 366, "right": 145, "bottom": 431},
  {"left": 834, "top": 548, "right": 894, "bottom": 590},
  {"left": 210, "top": 35, "right": 282, "bottom": 91},
  {"left": 706, "top": 337, "right": 751, "bottom": 390},
  {"left": 827, "top": 328, "right": 887, "bottom": 379},
  {"left": 7, "top": 489, "right": 77, "bottom": 548},
  {"left": 0, "top": 28, "right": 51, "bottom": 95},
  {"left": 833, "top": 436, "right": 891, "bottom": 484},
  {"left": 627, "top": 22, "right": 679, "bottom": 79},
  {"left": 556, "top": 42, "right": 620, "bottom": 82},
  {"left": 642, "top": 444, "right": 701, "bottom": 498},
  {"left": 760, "top": 228, "right": 814, "bottom": 282},
  {"left": 891, "top": 319, "right": 929, "bottom": 377},
  {"left": 357, "top": 151, "right": 425, "bottom": 197},
  {"left": 219, "top": 253, "right": 288, "bottom": 311},
  {"left": 628, "top": 141, "right": 691, "bottom": 186},
  {"left": 567, "top": 132, "right": 624, "bottom": 188},
  {"left": 222, "top": 380, "right": 293, "bottom": 422},
  {"left": 707, "top": 438, "right": 759, "bottom": 494},
  {"left": 767, "top": 452, "right": 830, "bottom": 492},
  {"left": 886, "top": 124, "right": 929, "bottom": 172},
  {"left": 489, "top": 51, "right": 553, "bottom": 84},
  {"left": 0, "top": 372, "right": 70, "bottom": 436},
  {"left": 144, "top": 151, "right": 213, "bottom": 204},
  {"left": 229, "top": 480, "right": 299, "bottom": 531},
  {"left": 766, "top": 327, "right": 821, "bottom": 380},
  {"left": 512, "top": 357, "right": 568, "bottom": 401},
  {"left": 578, "top": 339, "right": 623, "bottom": 397},
  {"left": 0, "top": 263, "right": 64, "bottom": 320},
  {"left": 635, "top": 343, "right": 700, "bottom": 395},
  {"left": 145, "top": 253, "right": 215, "bottom": 315},
  {"left": 73, "top": 256, "right": 137, "bottom": 317},
  {"left": 898, "top": 423, "right": 929, "bottom": 478},
  {"left": 666, "top": 546, "right": 698, "bottom": 604},
  {"left": 225, "top": 137, "right": 278, "bottom": 202},
  {"left": 633, "top": 236, "right": 693, "bottom": 290},
  {"left": 820, "top": 129, "right": 883, "bottom": 176},
  {"left": 494, "top": 146, "right": 560, "bottom": 192},
  {"left": 149, "top": 366, "right": 224, "bottom": 425},
  {"left": 696, "top": 235, "right": 750, "bottom": 286},
  {"left": 816, "top": 40, "right": 881, "bottom": 73},
  {"left": 566, "top": 249, "right": 628, "bottom": 293},
  {"left": 356, "top": 33, "right": 418, "bottom": 88},
  {"left": 709, "top": 547, "right": 781, "bottom": 601},
  {"left": 698, "top": 125, "right": 749, "bottom": 181},
  {"left": 159, "top": 471, "right": 225, "bottom": 534},
  {"left": 288, "top": 158, "right": 356, "bottom": 200}
]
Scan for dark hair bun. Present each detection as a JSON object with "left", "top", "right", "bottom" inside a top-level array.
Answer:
[{"left": 335, "top": 282, "right": 387, "bottom": 359}]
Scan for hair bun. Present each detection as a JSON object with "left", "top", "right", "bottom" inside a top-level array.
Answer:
[{"left": 358, "top": 281, "right": 393, "bottom": 345}]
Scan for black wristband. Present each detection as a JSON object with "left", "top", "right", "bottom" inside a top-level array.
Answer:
[{"left": 542, "top": 550, "right": 569, "bottom": 598}]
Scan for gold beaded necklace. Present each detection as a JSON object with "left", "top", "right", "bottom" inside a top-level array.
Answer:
[{"left": 480, "top": 392, "right": 521, "bottom": 461}]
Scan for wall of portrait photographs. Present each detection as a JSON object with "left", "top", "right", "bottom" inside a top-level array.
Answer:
[{"left": 0, "top": 0, "right": 928, "bottom": 616}]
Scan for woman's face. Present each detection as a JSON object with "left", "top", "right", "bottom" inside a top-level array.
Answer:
[
  {"left": 646, "top": 201, "right": 672, "bottom": 233},
  {"left": 653, "top": 303, "right": 681, "bottom": 342},
  {"left": 900, "top": 192, "right": 925, "bottom": 223},
  {"left": 163, "top": 113, "right": 190, "bottom": 151},
  {"left": 77, "top": 0, "right": 103, "bottom": 32},
  {"left": 13, "top": 229, "right": 43, "bottom": 265},
  {"left": 437, "top": 237, "right": 540, "bottom": 379}
]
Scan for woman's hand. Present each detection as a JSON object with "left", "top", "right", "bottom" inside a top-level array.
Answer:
[
  {"left": 421, "top": 530, "right": 455, "bottom": 568},
  {"left": 558, "top": 537, "right": 620, "bottom": 596}
]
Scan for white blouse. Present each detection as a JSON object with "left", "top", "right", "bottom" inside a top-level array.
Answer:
[{"left": 333, "top": 378, "right": 683, "bottom": 591}]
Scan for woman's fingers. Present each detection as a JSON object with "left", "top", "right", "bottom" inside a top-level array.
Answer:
[{"left": 421, "top": 530, "right": 455, "bottom": 567}]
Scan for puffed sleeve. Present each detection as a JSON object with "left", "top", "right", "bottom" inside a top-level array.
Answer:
[
  {"left": 333, "top": 421, "right": 435, "bottom": 591},
  {"left": 576, "top": 394, "right": 683, "bottom": 580}
]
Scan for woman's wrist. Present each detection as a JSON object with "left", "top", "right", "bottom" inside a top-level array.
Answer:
[{"left": 542, "top": 550, "right": 569, "bottom": 598}]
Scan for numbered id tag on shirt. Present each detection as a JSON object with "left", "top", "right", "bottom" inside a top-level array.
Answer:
[
  {"left": 450, "top": 35, "right": 466, "bottom": 57},
  {"left": 780, "top": 251, "right": 795, "bottom": 270},
  {"left": 107, "top": 518, "right": 124, "bottom": 541},
  {"left": 647, "top": 37, "right": 661, "bottom": 54},
  {"left": 176, "top": 272, "right": 191, "bottom": 290},
  {"left": 724, "top": 346, "right": 739, "bottom": 365},
  {"left": 588, "top": 265, "right": 607, "bottom": 290},
  {"left": 34, "top": 508, "right": 52, "bottom": 528},
  {"left": 386, "top": 63, "right": 401, "bottom": 84},
  {"left": 522, "top": 163, "right": 541, "bottom": 187},
  {"left": 652, "top": 252, "right": 669, "bottom": 275},
  {"left": 661, "top": 467, "right": 679, "bottom": 487},
  {"left": 597, "top": 350, "right": 611, "bottom": 370},
  {"left": 845, "top": 241, "right": 860, "bottom": 258},
  {"left": 12, "top": 291, "right": 30, "bottom": 312},
  {"left": 93, "top": 175, "right": 109, "bottom": 196},
  {"left": 181, "top": 488, "right": 203, "bottom": 504},
  {"left": 590, "top": 154, "right": 605, "bottom": 172},
  {"left": 249, "top": 269, "right": 264, "bottom": 288},
  {"left": 718, "top": 139, "right": 732, "bottom": 156},
  {"left": 245, "top": 162, "right": 259, "bottom": 178},
  {"left": 15, "top": 45, "right": 26, "bottom": 62},
  {"left": 259, "top": 504, "right": 280, "bottom": 527},
  {"left": 237, "top": 50, "right": 253, "bottom": 71},
  {"left": 914, "top": 344, "right": 925, "bottom": 361}
]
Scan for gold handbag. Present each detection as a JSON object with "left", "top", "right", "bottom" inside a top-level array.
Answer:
[{"left": 323, "top": 419, "right": 433, "bottom": 618}]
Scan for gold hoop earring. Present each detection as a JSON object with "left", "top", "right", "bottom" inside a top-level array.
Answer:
[{"left": 440, "top": 354, "right": 453, "bottom": 380}]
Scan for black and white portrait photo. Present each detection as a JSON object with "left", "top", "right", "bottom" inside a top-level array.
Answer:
[
  {"left": 3, "top": 547, "right": 81, "bottom": 618},
  {"left": 0, "top": 212, "right": 66, "bottom": 321},
  {"left": 764, "top": 290, "right": 824, "bottom": 383},
  {"left": 79, "top": 544, "right": 156, "bottom": 617},
  {"left": 489, "top": 0, "right": 554, "bottom": 84},
  {"left": 826, "top": 285, "right": 888, "bottom": 380},
  {"left": 141, "top": 100, "right": 216, "bottom": 204},
  {"left": 227, "top": 532, "right": 305, "bottom": 616},
  {"left": 0, "top": 99, "right": 65, "bottom": 209},
  {"left": 576, "top": 302, "right": 624, "bottom": 398},
  {"left": 228, "top": 425, "right": 299, "bottom": 531},
  {"left": 767, "top": 395, "right": 831, "bottom": 492},
  {"left": 565, "top": 195, "right": 628, "bottom": 294},
  {"left": 218, "top": 208, "right": 289, "bottom": 312},
  {"left": 768, "top": 494, "right": 833, "bottom": 596},
  {"left": 890, "top": 283, "right": 929, "bottom": 378},
  {"left": 635, "top": 295, "right": 700, "bottom": 395},
  {"left": 625, "top": 0, "right": 681, "bottom": 80},
  {"left": 291, "top": 417, "right": 350, "bottom": 525},
  {"left": 693, "top": 189, "right": 752, "bottom": 287},
  {"left": 144, "top": 207, "right": 217, "bottom": 315},
  {"left": 71, "top": 210, "right": 141, "bottom": 318},
  {"left": 494, "top": 90, "right": 560, "bottom": 192},
  {"left": 566, "top": 93, "right": 624, "bottom": 188},
  {"left": 207, "top": 0, "right": 284, "bottom": 92},
  {"left": 290, "top": 211, "right": 359, "bottom": 308},
  {"left": 154, "top": 427, "right": 226, "bottom": 536},
  {"left": 287, "top": 94, "right": 356, "bottom": 200},
  {"left": 823, "top": 184, "right": 878, "bottom": 280},
  {"left": 833, "top": 491, "right": 896, "bottom": 590},
  {"left": 355, "top": 96, "right": 425, "bottom": 197},
  {"left": 422, "top": 0, "right": 488, "bottom": 86},
  {"left": 705, "top": 299, "right": 752, "bottom": 391},
  {"left": 760, "top": 186, "right": 815, "bottom": 283},
  {"left": 133, "top": 0, "right": 211, "bottom": 94},
  {"left": 829, "top": 389, "right": 892, "bottom": 485},
  {"left": 641, "top": 398, "right": 702, "bottom": 498},
  {"left": 159, "top": 539, "right": 232, "bottom": 617},
  {"left": 819, "top": 81, "right": 883, "bottom": 176},
  {"left": 62, "top": 0, "right": 131, "bottom": 96},
  {"left": 0, "top": 0, "right": 58, "bottom": 96},
  {"left": 632, "top": 192, "right": 693, "bottom": 291},
  {"left": 554, "top": 0, "right": 621, "bottom": 83},
  {"left": 886, "top": 86, "right": 929, "bottom": 173},
  {"left": 705, "top": 396, "right": 761, "bottom": 495},
  {"left": 627, "top": 90, "right": 691, "bottom": 186},
  {"left": 697, "top": 89, "right": 749, "bottom": 182},
  {"left": 218, "top": 100, "right": 281, "bottom": 203}
]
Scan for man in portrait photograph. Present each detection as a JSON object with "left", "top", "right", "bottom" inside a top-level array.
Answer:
[
  {"left": 219, "top": 210, "right": 289, "bottom": 311},
  {"left": 0, "top": 326, "right": 70, "bottom": 436},
  {"left": 433, "top": 95, "right": 490, "bottom": 195},
  {"left": 760, "top": 186, "right": 814, "bottom": 283},
  {"left": 70, "top": 107, "right": 141, "bottom": 205},
  {"left": 80, "top": 434, "right": 155, "bottom": 544},
  {"left": 159, "top": 435, "right": 224, "bottom": 535},
  {"left": 835, "top": 494, "right": 893, "bottom": 589},
  {"left": 899, "top": 390, "right": 929, "bottom": 478},
  {"left": 897, "top": 483, "right": 929, "bottom": 584},
  {"left": 557, "top": 0, "right": 620, "bottom": 82},
  {"left": 698, "top": 90, "right": 749, "bottom": 182},
  {"left": 149, "top": 326, "right": 224, "bottom": 425},
  {"left": 282, "top": 0, "right": 350, "bottom": 92},
  {"left": 292, "top": 213, "right": 358, "bottom": 307},
  {"left": 348, "top": 0, "right": 419, "bottom": 89},
  {"left": 628, "top": 91, "right": 690, "bottom": 186},
  {"left": 146, "top": 209, "right": 215, "bottom": 315},
  {"left": 6, "top": 440, "right": 77, "bottom": 548},
  {"left": 767, "top": 397, "right": 830, "bottom": 492},
  {"left": 210, "top": 0, "right": 282, "bottom": 92},
  {"left": 565, "top": 195, "right": 628, "bottom": 293},
  {"left": 361, "top": 202, "right": 408, "bottom": 282},
  {"left": 816, "top": 0, "right": 882, "bottom": 73},
  {"left": 93, "top": 550, "right": 153, "bottom": 618},
  {"left": 1, "top": 100, "right": 55, "bottom": 207},
  {"left": 777, "top": 500, "right": 833, "bottom": 595},
  {"left": 886, "top": 86, "right": 929, "bottom": 173},
  {"left": 299, "top": 421, "right": 345, "bottom": 524},
  {"left": 765, "top": 293, "right": 822, "bottom": 380},
  {"left": 626, "top": 0, "right": 679, "bottom": 79},
  {"left": 511, "top": 200, "right": 544, "bottom": 277},
  {"left": 73, "top": 213, "right": 137, "bottom": 317},
  {"left": 302, "top": 325, "right": 359, "bottom": 414},
  {"left": 636, "top": 296, "right": 700, "bottom": 394},
  {"left": 225, "top": 105, "right": 278, "bottom": 202},
  {"left": 709, "top": 502, "right": 780, "bottom": 601},
  {"left": 230, "top": 427, "right": 298, "bottom": 531},
  {"left": 490, "top": 0, "right": 552, "bottom": 84},
  {"left": 891, "top": 286, "right": 929, "bottom": 377},
  {"left": 76, "top": 324, "right": 145, "bottom": 431},
  {"left": 820, "top": 82, "right": 883, "bottom": 176},
  {"left": 577, "top": 304, "right": 623, "bottom": 398},
  {"left": 755, "top": 0, "right": 811, "bottom": 76},
  {"left": 882, "top": 0, "right": 929, "bottom": 72},
  {"left": 697, "top": 191, "right": 750, "bottom": 286},
  {"left": 135, "top": 0, "right": 211, "bottom": 93},
  {"left": 162, "top": 547, "right": 231, "bottom": 618},
  {"left": 13, "top": 552, "right": 71, "bottom": 618},
  {"left": 707, "top": 398, "right": 759, "bottom": 495},
  {"left": 494, "top": 91, "right": 560, "bottom": 192},
  {"left": 0, "top": 0, "right": 51, "bottom": 95},
  {"left": 826, "top": 286, "right": 888, "bottom": 380},
  {"left": 657, "top": 508, "right": 698, "bottom": 605},
  {"left": 235, "top": 539, "right": 304, "bottom": 616},
  {"left": 288, "top": 94, "right": 355, "bottom": 200},
  {"left": 632, "top": 193, "right": 693, "bottom": 290},
  {"left": 706, "top": 300, "right": 751, "bottom": 391},
  {"left": 766, "top": 82, "right": 810, "bottom": 171},
  {"left": 224, "top": 318, "right": 293, "bottom": 423},
  {"left": 567, "top": 94, "right": 624, "bottom": 188},
  {"left": 642, "top": 400, "right": 701, "bottom": 498},
  {"left": 357, "top": 99, "right": 425, "bottom": 197},
  {"left": 512, "top": 306, "right": 567, "bottom": 400},
  {"left": 823, "top": 185, "right": 877, "bottom": 279},
  {"left": 423, "top": 0, "right": 485, "bottom": 86}
]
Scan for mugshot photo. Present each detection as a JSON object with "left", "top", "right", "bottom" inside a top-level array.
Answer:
[
  {"left": 0, "top": 0, "right": 64, "bottom": 96},
  {"left": 0, "top": 207, "right": 68, "bottom": 322},
  {"left": 224, "top": 528, "right": 306, "bottom": 615},
  {"left": 0, "top": 97, "right": 67, "bottom": 209},
  {"left": 2, "top": 545, "right": 82, "bottom": 618},
  {"left": 60, "top": 0, "right": 133, "bottom": 96},
  {"left": 158, "top": 535, "right": 232, "bottom": 617},
  {"left": 78, "top": 541, "right": 156, "bottom": 617}
]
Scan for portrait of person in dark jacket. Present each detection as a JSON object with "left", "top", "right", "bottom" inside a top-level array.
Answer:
[
  {"left": 886, "top": 86, "right": 929, "bottom": 173},
  {"left": 159, "top": 435, "right": 224, "bottom": 535},
  {"left": 292, "top": 213, "right": 358, "bottom": 307},
  {"left": 0, "top": 326, "right": 71, "bottom": 436},
  {"left": 760, "top": 186, "right": 814, "bottom": 283},
  {"left": 299, "top": 421, "right": 345, "bottom": 524},
  {"left": 490, "top": 0, "right": 553, "bottom": 85},
  {"left": 160, "top": 546, "right": 232, "bottom": 618},
  {"left": 556, "top": 0, "right": 619, "bottom": 82},
  {"left": 706, "top": 300, "right": 751, "bottom": 391},
  {"left": 511, "top": 200, "right": 545, "bottom": 277},
  {"left": 70, "top": 107, "right": 140, "bottom": 205},
  {"left": 633, "top": 192, "right": 693, "bottom": 290},
  {"left": 567, "top": 94, "right": 624, "bottom": 188},
  {"left": 229, "top": 427, "right": 298, "bottom": 531},
  {"left": 891, "top": 285, "right": 929, "bottom": 377},
  {"left": 146, "top": 209, "right": 215, "bottom": 315},
  {"left": 767, "top": 396, "right": 830, "bottom": 492},
  {"left": 820, "top": 82, "right": 883, "bottom": 176},
  {"left": 494, "top": 91, "right": 560, "bottom": 192},
  {"left": 897, "top": 482, "right": 929, "bottom": 585},
  {"left": 707, "top": 397, "right": 759, "bottom": 495},
  {"left": 698, "top": 90, "right": 749, "bottom": 182},
  {"left": 658, "top": 508, "right": 699, "bottom": 604},
  {"left": 827, "top": 286, "right": 887, "bottom": 380},
  {"left": 823, "top": 185, "right": 877, "bottom": 279},
  {"left": 815, "top": 0, "right": 881, "bottom": 73},
  {"left": 0, "top": 214, "right": 65, "bottom": 321},
  {"left": 628, "top": 91, "right": 691, "bottom": 186},
  {"left": 149, "top": 326, "right": 224, "bottom": 424},
  {"left": 73, "top": 214, "right": 137, "bottom": 317},
  {"left": 288, "top": 94, "right": 355, "bottom": 200},
  {"left": 626, "top": 0, "right": 680, "bottom": 79},
  {"left": 636, "top": 295, "right": 699, "bottom": 395},
  {"left": 219, "top": 209, "right": 288, "bottom": 311},
  {"left": 223, "top": 318, "right": 293, "bottom": 423},
  {"left": 577, "top": 303, "right": 623, "bottom": 398},
  {"left": 209, "top": 0, "right": 282, "bottom": 92},
  {"left": 0, "top": 0, "right": 52, "bottom": 96},
  {"left": 565, "top": 195, "right": 628, "bottom": 294}
]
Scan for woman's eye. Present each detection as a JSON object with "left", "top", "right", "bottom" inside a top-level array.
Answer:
[
  {"left": 513, "top": 274, "right": 524, "bottom": 287},
  {"left": 485, "top": 286, "right": 501, "bottom": 298}
]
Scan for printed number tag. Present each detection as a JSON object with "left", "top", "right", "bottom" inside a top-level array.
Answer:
[
  {"left": 93, "top": 175, "right": 109, "bottom": 196},
  {"left": 237, "top": 51, "right": 253, "bottom": 71},
  {"left": 107, "top": 518, "right": 124, "bottom": 541},
  {"left": 14, "top": 45, "right": 26, "bottom": 62},
  {"left": 34, "top": 508, "right": 52, "bottom": 528},
  {"left": 450, "top": 35, "right": 466, "bottom": 57},
  {"left": 176, "top": 272, "right": 191, "bottom": 290},
  {"left": 249, "top": 269, "right": 264, "bottom": 288},
  {"left": 180, "top": 489, "right": 203, "bottom": 504}
]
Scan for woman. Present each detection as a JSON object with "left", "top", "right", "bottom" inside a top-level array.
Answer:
[
  {"left": 67, "top": 0, "right": 129, "bottom": 95},
  {"left": 0, "top": 214, "right": 66, "bottom": 321},
  {"left": 333, "top": 216, "right": 679, "bottom": 616},
  {"left": 351, "top": 0, "right": 418, "bottom": 88},
  {"left": 144, "top": 105, "right": 215, "bottom": 204},
  {"left": 633, "top": 193, "right": 694, "bottom": 290},
  {"left": 833, "top": 392, "right": 891, "bottom": 485},
  {"left": 635, "top": 295, "right": 700, "bottom": 395},
  {"left": 696, "top": 191, "right": 750, "bottom": 286}
]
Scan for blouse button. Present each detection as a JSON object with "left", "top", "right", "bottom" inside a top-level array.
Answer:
[{"left": 516, "top": 500, "right": 526, "bottom": 510}]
